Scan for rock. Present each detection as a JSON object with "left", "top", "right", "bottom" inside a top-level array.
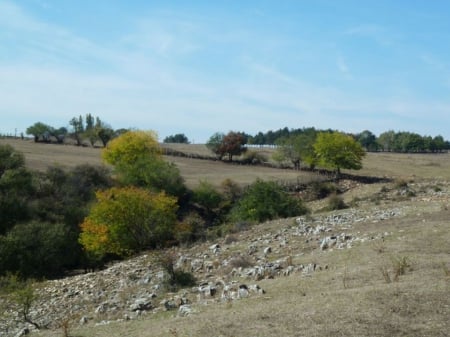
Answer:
[
  {"left": 263, "top": 247, "right": 272, "bottom": 256},
  {"left": 130, "top": 297, "right": 153, "bottom": 312},
  {"left": 79, "top": 316, "right": 89, "bottom": 325},
  {"left": 14, "top": 328, "right": 29, "bottom": 337},
  {"left": 178, "top": 304, "right": 193, "bottom": 316}
]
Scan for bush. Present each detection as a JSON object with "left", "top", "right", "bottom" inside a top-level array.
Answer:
[
  {"left": 230, "top": 179, "right": 309, "bottom": 223},
  {"left": 326, "top": 193, "right": 347, "bottom": 211},
  {"left": 79, "top": 187, "right": 179, "bottom": 257},
  {"left": 306, "top": 181, "right": 338, "bottom": 200},
  {"left": 0, "top": 222, "right": 79, "bottom": 278}
]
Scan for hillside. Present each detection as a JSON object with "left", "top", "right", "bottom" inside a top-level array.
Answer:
[{"left": 1, "top": 139, "right": 450, "bottom": 337}]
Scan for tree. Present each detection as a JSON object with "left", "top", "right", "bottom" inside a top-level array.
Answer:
[
  {"left": 274, "top": 132, "right": 317, "bottom": 170},
  {"left": 206, "top": 131, "right": 247, "bottom": 161},
  {"left": 26, "top": 122, "right": 53, "bottom": 142},
  {"left": 206, "top": 132, "right": 225, "bottom": 159},
  {"left": 69, "top": 115, "right": 84, "bottom": 146},
  {"left": 102, "top": 130, "right": 186, "bottom": 197},
  {"left": 163, "top": 133, "right": 190, "bottom": 144},
  {"left": 79, "top": 187, "right": 178, "bottom": 257},
  {"left": 314, "top": 131, "right": 366, "bottom": 176},
  {"left": 356, "top": 130, "right": 378, "bottom": 152}
]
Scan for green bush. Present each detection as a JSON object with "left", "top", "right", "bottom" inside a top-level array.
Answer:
[
  {"left": 230, "top": 179, "right": 309, "bottom": 223},
  {"left": 0, "top": 222, "right": 80, "bottom": 278}
]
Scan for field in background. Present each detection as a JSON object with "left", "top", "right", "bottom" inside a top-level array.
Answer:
[{"left": 3, "top": 139, "right": 450, "bottom": 187}]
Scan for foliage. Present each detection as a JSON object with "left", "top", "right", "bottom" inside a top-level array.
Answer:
[
  {"left": 69, "top": 115, "right": 84, "bottom": 146},
  {"left": 0, "top": 222, "right": 79, "bottom": 278},
  {"left": 0, "top": 145, "right": 33, "bottom": 234},
  {"left": 230, "top": 179, "right": 309, "bottom": 223},
  {"left": 164, "top": 133, "right": 190, "bottom": 144},
  {"left": 102, "top": 130, "right": 186, "bottom": 197},
  {"left": 206, "top": 131, "right": 247, "bottom": 161},
  {"left": 103, "top": 130, "right": 161, "bottom": 165},
  {"left": 314, "top": 132, "right": 366, "bottom": 175},
  {"left": 355, "top": 130, "right": 379, "bottom": 151},
  {"left": 206, "top": 132, "right": 225, "bottom": 159},
  {"left": 79, "top": 187, "right": 179, "bottom": 257},
  {"left": 192, "top": 181, "right": 224, "bottom": 225},
  {"left": 26, "top": 122, "right": 53, "bottom": 142},
  {"left": 274, "top": 132, "right": 317, "bottom": 169}
]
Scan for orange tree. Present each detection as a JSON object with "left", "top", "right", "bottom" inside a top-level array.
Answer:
[{"left": 79, "top": 186, "right": 178, "bottom": 257}]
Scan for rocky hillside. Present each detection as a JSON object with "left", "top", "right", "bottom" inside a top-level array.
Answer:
[{"left": 2, "top": 180, "right": 450, "bottom": 337}]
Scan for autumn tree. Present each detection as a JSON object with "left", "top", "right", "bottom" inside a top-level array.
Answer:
[
  {"left": 206, "top": 131, "right": 247, "bottom": 161},
  {"left": 314, "top": 131, "right": 366, "bottom": 176},
  {"left": 102, "top": 130, "right": 186, "bottom": 197},
  {"left": 79, "top": 187, "right": 178, "bottom": 257}
]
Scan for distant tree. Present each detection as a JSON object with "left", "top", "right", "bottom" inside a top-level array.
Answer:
[
  {"left": 206, "top": 131, "right": 247, "bottom": 161},
  {"left": 79, "top": 187, "right": 178, "bottom": 257},
  {"left": 274, "top": 132, "right": 317, "bottom": 170},
  {"left": 95, "top": 117, "right": 115, "bottom": 147},
  {"left": 26, "top": 122, "right": 53, "bottom": 142},
  {"left": 314, "top": 131, "right": 366, "bottom": 176},
  {"left": 163, "top": 133, "right": 190, "bottom": 144},
  {"left": 69, "top": 115, "right": 84, "bottom": 146},
  {"left": 206, "top": 132, "right": 225, "bottom": 159},
  {"left": 356, "top": 130, "right": 379, "bottom": 152},
  {"left": 378, "top": 130, "right": 396, "bottom": 152}
]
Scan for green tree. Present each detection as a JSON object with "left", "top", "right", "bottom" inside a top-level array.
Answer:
[
  {"left": 356, "top": 130, "right": 378, "bottom": 152},
  {"left": 314, "top": 132, "right": 366, "bottom": 176},
  {"left": 69, "top": 115, "right": 84, "bottom": 146},
  {"left": 274, "top": 133, "right": 317, "bottom": 170},
  {"left": 26, "top": 122, "right": 53, "bottom": 142},
  {"left": 206, "top": 132, "right": 225, "bottom": 159},
  {"left": 79, "top": 187, "right": 178, "bottom": 257},
  {"left": 230, "top": 179, "right": 309, "bottom": 223},
  {"left": 192, "top": 181, "right": 224, "bottom": 225},
  {"left": 163, "top": 133, "right": 190, "bottom": 143}
]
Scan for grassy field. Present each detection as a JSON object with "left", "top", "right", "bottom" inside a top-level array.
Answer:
[
  {"left": 1, "top": 138, "right": 450, "bottom": 337},
  {"left": 3, "top": 139, "right": 450, "bottom": 188}
]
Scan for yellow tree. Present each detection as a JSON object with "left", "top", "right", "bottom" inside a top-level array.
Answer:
[
  {"left": 314, "top": 131, "right": 366, "bottom": 176},
  {"left": 102, "top": 130, "right": 186, "bottom": 197},
  {"left": 79, "top": 186, "right": 178, "bottom": 257}
]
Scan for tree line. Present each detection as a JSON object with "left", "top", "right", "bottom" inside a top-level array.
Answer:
[
  {"left": 25, "top": 114, "right": 128, "bottom": 147},
  {"left": 242, "top": 127, "right": 450, "bottom": 153}
]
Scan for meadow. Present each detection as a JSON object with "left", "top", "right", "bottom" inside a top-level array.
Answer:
[{"left": 1, "top": 138, "right": 450, "bottom": 337}]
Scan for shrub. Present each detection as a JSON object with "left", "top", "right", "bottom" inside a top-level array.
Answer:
[
  {"left": 79, "top": 187, "right": 178, "bottom": 257},
  {"left": 230, "top": 179, "right": 309, "bottom": 223},
  {"left": 156, "top": 252, "right": 196, "bottom": 291},
  {"left": 326, "top": 193, "right": 347, "bottom": 211},
  {"left": 0, "top": 222, "right": 78, "bottom": 278}
]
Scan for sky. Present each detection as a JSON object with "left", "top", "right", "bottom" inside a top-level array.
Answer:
[{"left": 1, "top": 1, "right": 450, "bottom": 143}]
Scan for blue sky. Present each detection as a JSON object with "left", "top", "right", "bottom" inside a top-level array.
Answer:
[{"left": 1, "top": 0, "right": 450, "bottom": 143}]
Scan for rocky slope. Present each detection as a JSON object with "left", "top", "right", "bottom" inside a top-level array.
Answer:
[{"left": 1, "top": 180, "right": 449, "bottom": 337}]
